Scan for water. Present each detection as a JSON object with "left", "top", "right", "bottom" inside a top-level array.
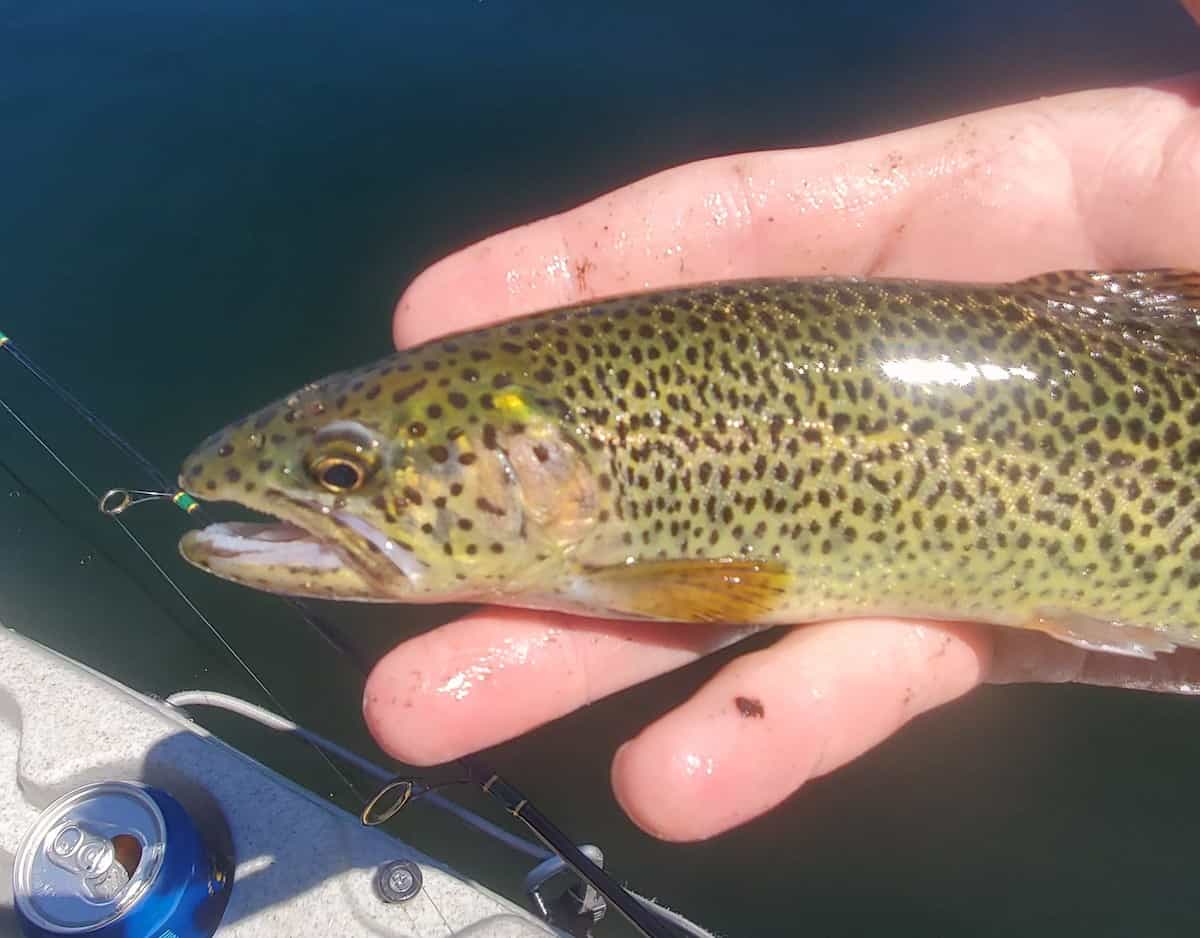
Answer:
[{"left": 1, "top": 1, "right": 1198, "bottom": 934}]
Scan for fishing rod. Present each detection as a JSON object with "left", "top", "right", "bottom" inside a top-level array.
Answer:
[
  {"left": 0, "top": 334, "right": 371, "bottom": 810},
  {"left": 0, "top": 330, "right": 360, "bottom": 662},
  {"left": 0, "top": 328, "right": 698, "bottom": 938},
  {"left": 456, "top": 754, "right": 690, "bottom": 938}
]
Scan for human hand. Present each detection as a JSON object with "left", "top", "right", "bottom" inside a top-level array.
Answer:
[{"left": 363, "top": 76, "right": 1200, "bottom": 841}]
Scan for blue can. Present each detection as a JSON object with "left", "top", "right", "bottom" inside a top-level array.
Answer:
[{"left": 12, "top": 781, "right": 233, "bottom": 938}]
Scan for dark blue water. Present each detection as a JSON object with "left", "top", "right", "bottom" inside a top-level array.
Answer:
[{"left": 1, "top": 2, "right": 1198, "bottom": 935}]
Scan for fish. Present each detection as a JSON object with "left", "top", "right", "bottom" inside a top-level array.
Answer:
[{"left": 179, "top": 269, "right": 1200, "bottom": 660}]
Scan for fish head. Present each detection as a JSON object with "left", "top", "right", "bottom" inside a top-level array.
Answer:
[{"left": 177, "top": 354, "right": 602, "bottom": 602}]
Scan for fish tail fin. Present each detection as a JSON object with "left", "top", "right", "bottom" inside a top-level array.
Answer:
[
  {"left": 1016, "top": 269, "right": 1200, "bottom": 357},
  {"left": 1016, "top": 268, "right": 1200, "bottom": 319}
]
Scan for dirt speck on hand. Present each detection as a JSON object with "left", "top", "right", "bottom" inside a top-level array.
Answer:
[{"left": 735, "top": 695, "right": 765, "bottom": 718}]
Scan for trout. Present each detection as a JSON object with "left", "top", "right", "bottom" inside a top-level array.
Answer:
[{"left": 179, "top": 270, "right": 1200, "bottom": 659}]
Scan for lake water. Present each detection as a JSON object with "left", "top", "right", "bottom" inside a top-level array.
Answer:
[{"left": 2, "top": 2, "right": 1198, "bottom": 935}]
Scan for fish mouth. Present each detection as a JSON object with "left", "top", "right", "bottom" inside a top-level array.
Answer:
[
  {"left": 178, "top": 489, "right": 424, "bottom": 601},
  {"left": 181, "top": 520, "right": 346, "bottom": 568}
]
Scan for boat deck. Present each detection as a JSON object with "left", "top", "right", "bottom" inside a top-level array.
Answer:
[{"left": 0, "top": 625, "right": 554, "bottom": 937}]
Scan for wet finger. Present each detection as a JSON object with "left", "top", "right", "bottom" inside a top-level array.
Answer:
[
  {"left": 394, "top": 79, "right": 1200, "bottom": 349},
  {"left": 610, "top": 619, "right": 990, "bottom": 841},
  {"left": 362, "top": 607, "right": 754, "bottom": 765}
]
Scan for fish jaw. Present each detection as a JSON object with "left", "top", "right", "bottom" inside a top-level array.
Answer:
[
  {"left": 179, "top": 521, "right": 391, "bottom": 600},
  {"left": 178, "top": 483, "right": 431, "bottom": 602}
]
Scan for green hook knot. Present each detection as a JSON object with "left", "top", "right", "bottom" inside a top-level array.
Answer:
[{"left": 172, "top": 491, "right": 200, "bottom": 514}]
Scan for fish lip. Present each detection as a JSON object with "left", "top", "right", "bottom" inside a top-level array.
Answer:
[
  {"left": 193, "top": 520, "right": 313, "bottom": 557},
  {"left": 180, "top": 520, "right": 350, "bottom": 570},
  {"left": 179, "top": 487, "right": 413, "bottom": 596}
]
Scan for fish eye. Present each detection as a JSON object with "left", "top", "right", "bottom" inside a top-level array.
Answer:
[
  {"left": 306, "top": 421, "right": 382, "bottom": 493},
  {"left": 310, "top": 455, "right": 368, "bottom": 493}
]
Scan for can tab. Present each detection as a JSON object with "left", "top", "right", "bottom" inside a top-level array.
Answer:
[{"left": 45, "top": 823, "right": 133, "bottom": 901}]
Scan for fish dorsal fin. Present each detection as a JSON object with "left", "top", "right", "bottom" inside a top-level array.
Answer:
[
  {"left": 578, "top": 558, "right": 791, "bottom": 624},
  {"left": 1014, "top": 268, "right": 1200, "bottom": 358}
]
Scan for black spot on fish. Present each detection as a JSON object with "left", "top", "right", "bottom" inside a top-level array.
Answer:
[
  {"left": 476, "top": 497, "right": 506, "bottom": 516},
  {"left": 393, "top": 379, "right": 428, "bottom": 403}
]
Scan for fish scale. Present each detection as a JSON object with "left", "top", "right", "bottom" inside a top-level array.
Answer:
[{"left": 179, "top": 270, "right": 1200, "bottom": 658}]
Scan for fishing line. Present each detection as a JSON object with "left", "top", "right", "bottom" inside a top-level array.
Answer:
[
  {"left": 0, "top": 331, "right": 173, "bottom": 493},
  {"left": 0, "top": 341, "right": 367, "bottom": 804},
  {"left": 0, "top": 395, "right": 106, "bottom": 505},
  {"left": 0, "top": 332, "right": 359, "bottom": 663},
  {"left": 1, "top": 330, "right": 699, "bottom": 938},
  {"left": 0, "top": 396, "right": 274, "bottom": 712}
]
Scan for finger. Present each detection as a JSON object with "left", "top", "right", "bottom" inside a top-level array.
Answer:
[
  {"left": 362, "top": 607, "right": 755, "bottom": 765},
  {"left": 395, "top": 78, "right": 1200, "bottom": 348},
  {"left": 610, "top": 619, "right": 990, "bottom": 842},
  {"left": 1182, "top": 0, "right": 1200, "bottom": 27}
]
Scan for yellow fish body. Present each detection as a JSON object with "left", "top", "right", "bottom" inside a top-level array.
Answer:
[{"left": 179, "top": 270, "right": 1200, "bottom": 659}]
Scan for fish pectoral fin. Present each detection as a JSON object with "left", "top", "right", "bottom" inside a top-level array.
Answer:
[
  {"left": 1030, "top": 609, "right": 1179, "bottom": 660},
  {"left": 579, "top": 558, "right": 791, "bottom": 624}
]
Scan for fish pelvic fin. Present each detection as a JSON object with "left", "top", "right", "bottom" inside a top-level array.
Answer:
[
  {"left": 578, "top": 557, "right": 791, "bottom": 624},
  {"left": 987, "top": 630, "right": 1200, "bottom": 695},
  {"left": 1029, "top": 608, "right": 1180, "bottom": 660}
]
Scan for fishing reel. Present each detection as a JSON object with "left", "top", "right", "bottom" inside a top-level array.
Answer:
[{"left": 524, "top": 844, "right": 608, "bottom": 937}]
